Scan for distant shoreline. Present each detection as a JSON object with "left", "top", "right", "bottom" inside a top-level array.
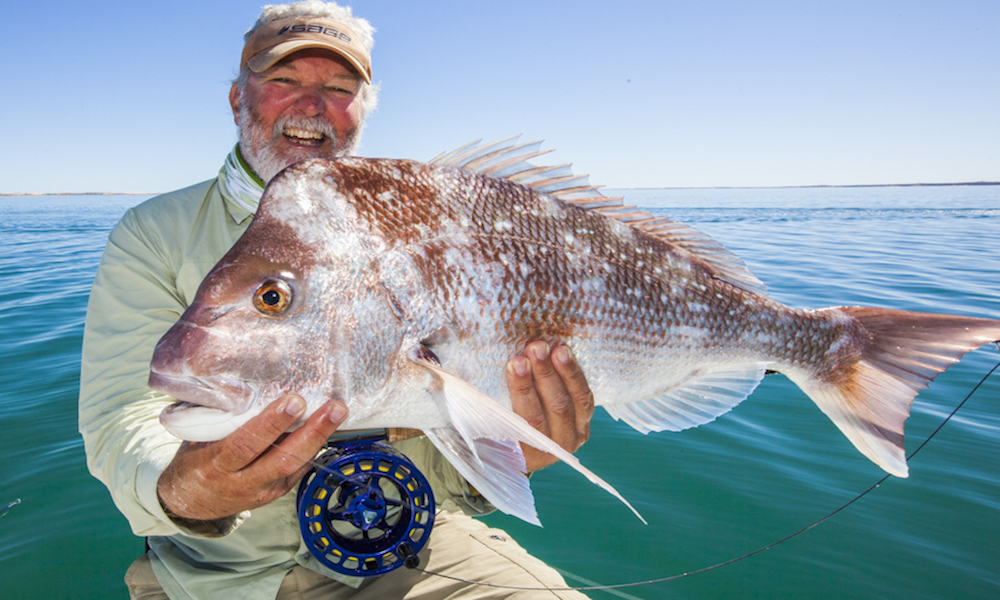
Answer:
[
  {"left": 2, "top": 181, "right": 998, "bottom": 196},
  {"left": 0, "top": 192, "right": 158, "bottom": 197},
  {"left": 621, "top": 181, "right": 1000, "bottom": 191}
]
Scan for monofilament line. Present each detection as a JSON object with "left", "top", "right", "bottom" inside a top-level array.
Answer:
[{"left": 413, "top": 352, "right": 1000, "bottom": 593}]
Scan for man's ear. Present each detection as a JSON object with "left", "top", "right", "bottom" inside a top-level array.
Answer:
[{"left": 229, "top": 84, "right": 241, "bottom": 126}]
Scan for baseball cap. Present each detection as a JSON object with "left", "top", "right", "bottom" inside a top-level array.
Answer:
[{"left": 240, "top": 16, "right": 372, "bottom": 83}]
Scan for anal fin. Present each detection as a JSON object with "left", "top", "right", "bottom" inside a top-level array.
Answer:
[{"left": 605, "top": 363, "right": 769, "bottom": 434}]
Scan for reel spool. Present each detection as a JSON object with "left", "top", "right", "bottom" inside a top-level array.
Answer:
[{"left": 297, "top": 434, "right": 435, "bottom": 577}]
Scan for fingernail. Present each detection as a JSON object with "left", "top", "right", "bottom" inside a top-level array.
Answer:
[
  {"left": 530, "top": 343, "right": 549, "bottom": 361},
  {"left": 509, "top": 356, "right": 529, "bottom": 377},
  {"left": 554, "top": 346, "right": 572, "bottom": 365},
  {"left": 329, "top": 402, "right": 348, "bottom": 423},
  {"left": 284, "top": 395, "right": 306, "bottom": 416}
]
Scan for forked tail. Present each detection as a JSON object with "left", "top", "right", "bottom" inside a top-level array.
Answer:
[{"left": 787, "top": 307, "right": 1000, "bottom": 477}]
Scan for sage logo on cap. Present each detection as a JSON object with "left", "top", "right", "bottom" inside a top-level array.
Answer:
[{"left": 277, "top": 23, "right": 352, "bottom": 43}]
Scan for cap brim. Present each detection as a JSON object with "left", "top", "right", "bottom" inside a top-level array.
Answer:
[{"left": 246, "top": 40, "right": 371, "bottom": 83}]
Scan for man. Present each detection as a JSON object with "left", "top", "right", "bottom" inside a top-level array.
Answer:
[{"left": 79, "top": 2, "right": 594, "bottom": 598}]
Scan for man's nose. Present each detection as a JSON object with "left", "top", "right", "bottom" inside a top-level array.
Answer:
[{"left": 293, "top": 88, "right": 325, "bottom": 116}]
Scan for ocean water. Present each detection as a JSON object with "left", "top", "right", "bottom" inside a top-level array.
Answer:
[{"left": 0, "top": 186, "right": 997, "bottom": 599}]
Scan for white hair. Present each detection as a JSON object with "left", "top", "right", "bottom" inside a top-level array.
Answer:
[
  {"left": 237, "top": 0, "right": 379, "bottom": 116},
  {"left": 243, "top": 0, "right": 375, "bottom": 53}
]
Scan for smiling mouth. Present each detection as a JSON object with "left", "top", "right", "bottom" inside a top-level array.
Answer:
[{"left": 284, "top": 126, "right": 326, "bottom": 147}]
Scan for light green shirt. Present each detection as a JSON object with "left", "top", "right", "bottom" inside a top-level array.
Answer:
[{"left": 79, "top": 167, "right": 489, "bottom": 600}]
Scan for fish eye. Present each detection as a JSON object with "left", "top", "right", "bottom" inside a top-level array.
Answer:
[{"left": 253, "top": 279, "right": 292, "bottom": 315}]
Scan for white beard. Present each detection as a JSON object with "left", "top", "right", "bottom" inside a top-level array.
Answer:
[{"left": 237, "top": 99, "right": 362, "bottom": 183}]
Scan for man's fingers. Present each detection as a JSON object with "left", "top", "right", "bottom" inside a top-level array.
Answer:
[
  {"left": 211, "top": 394, "right": 308, "bottom": 472},
  {"left": 507, "top": 341, "right": 598, "bottom": 474},
  {"left": 552, "top": 345, "right": 594, "bottom": 443},
  {"left": 507, "top": 353, "right": 548, "bottom": 435},
  {"left": 249, "top": 400, "right": 349, "bottom": 483},
  {"left": 524, "top": 342, "right": 575, "bottom": 424},
  {"left": 157, "top": 398, "right": 348, "bottom": 521},
  {"left": 523, "top": 341, "right": 581, "bottom": 457}
]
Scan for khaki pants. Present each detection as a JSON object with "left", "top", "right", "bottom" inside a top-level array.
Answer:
[{"left": 125, "top": 510, "right": 589, "bottom": 599}]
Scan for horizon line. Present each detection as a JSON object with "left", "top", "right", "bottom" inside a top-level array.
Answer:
[{"left": 2, "top": 181, "right": 998, "bottom": 197}]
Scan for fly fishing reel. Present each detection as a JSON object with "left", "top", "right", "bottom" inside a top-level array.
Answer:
[{"left": 296, "top": 430, "right": 435, "bottom": 577}]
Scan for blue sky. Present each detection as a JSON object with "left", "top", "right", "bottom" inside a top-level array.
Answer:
[{"left": 2, "top": 0, "right": 997, "bottom": 193}]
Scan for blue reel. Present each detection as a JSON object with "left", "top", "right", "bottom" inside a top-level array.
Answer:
[{"left": 296, "top": 433, "right": 435, "bottom": 577}]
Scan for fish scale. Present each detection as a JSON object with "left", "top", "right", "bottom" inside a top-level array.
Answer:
[
  {"left": 150, "top": 138, "right": 1000, "bottom": 526},
  {"left": 341, "top": 162, "right": 877, "bottom": 412}
]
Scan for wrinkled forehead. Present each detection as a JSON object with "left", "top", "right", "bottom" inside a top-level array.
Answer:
[{"left": 256, "top": 48, "right": 363, "bottom": 88}]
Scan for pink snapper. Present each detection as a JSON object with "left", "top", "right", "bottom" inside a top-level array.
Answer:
[{"left": 149, "top": 139, "right": 1000, "bottom": 525}]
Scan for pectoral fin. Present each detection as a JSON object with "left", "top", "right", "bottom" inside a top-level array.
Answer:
[{"left": 414, "top": 359, "right": 646, "bottom": 526}]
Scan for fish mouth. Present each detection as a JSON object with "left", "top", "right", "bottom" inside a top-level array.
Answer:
[
  {"left": 150, "top": 372, "right": 262, "bottom": 442},
  {"left": 148, "top": 371, "right": 254, "bottom": 413},
  {"left": 159, "top": 400, "right": 266, "bottom": 442}
]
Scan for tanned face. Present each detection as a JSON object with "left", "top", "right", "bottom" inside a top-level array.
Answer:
[{"left": 230, "top": 48, "right": 366, "bottom": 182}]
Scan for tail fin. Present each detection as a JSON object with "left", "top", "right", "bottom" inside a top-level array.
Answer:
[{"left": 788, "top": 307, "right": 1000, "bottom": 477}]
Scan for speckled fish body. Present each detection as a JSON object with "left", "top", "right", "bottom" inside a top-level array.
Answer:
[{"left": 149, "top": 139, "right": 1000, "bottom": 524}]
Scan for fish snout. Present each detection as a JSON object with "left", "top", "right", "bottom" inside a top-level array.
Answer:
[
  {"left": 150, "top": 318, "right": 211, "bottom": 376},
  {"left": 149, "top": 318, "right": 255, "bottom": 413}
]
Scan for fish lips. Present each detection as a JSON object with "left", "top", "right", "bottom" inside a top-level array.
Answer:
[
  {"left": 149, "top": 371, "right": 259, "bottom": 441},
  {"left": 148, "top": 371, "right": 253, "bottom": 408}
]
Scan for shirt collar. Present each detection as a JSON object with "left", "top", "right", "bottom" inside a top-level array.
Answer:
[{"left": 218, "top": 144, "right": 265, "bottom": 224}]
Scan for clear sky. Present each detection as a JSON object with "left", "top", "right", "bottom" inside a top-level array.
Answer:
[{"left": 2, "top": 0, "right": 997, "bottom": 194}]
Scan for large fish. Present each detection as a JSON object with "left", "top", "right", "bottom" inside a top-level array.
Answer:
[{"left": 149, "top": 138, "right": 1000, "bottom": 525}]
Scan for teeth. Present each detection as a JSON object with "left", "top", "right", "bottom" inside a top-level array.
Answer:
[{"left": 284, "top": 127, "right": 324, "bottom": 140}]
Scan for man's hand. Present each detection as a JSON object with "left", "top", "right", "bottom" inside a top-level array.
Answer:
[
  {"left": 157, "top": 395, "right": 348, "bottom": 521},
  {"left": 507, "top": 341, "right": 595, "bottom": 473}
]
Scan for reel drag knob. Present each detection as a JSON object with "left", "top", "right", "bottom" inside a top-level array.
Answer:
[{"left": 297, "top": 440, "right": 435, "bottom": 577}]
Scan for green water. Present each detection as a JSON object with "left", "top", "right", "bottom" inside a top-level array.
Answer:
[{"left": 1, "top": 187, "right": 997, "bottom": 598}]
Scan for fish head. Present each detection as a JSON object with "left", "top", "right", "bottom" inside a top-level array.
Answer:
[{"left": 150, "top": 160, "right": 374, "bottom": 441}]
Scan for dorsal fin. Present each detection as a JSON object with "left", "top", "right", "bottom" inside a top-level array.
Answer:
[{"left": 429, "top": 138, "right": 767, "bottom": 296}]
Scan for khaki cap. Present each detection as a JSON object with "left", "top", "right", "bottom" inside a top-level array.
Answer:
[{"left": 240, "top": 16, "right": 371, "bottom": 83}]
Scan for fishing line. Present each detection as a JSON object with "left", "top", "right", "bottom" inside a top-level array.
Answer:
[{"left": 408, "top": 353, "right": 1000, "bottom": 593}]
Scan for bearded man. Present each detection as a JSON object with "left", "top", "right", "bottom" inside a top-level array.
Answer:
[{"left": 80, "top": 2, "right": 593, "bottom": 598}]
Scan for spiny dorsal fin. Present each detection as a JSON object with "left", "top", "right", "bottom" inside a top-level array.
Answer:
[{"left": 430, "top": 137, "right": 767, "bottom": 296}]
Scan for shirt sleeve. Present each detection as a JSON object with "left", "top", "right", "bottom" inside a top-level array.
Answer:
[{"left": 78, "top": 206, "right": 243, "bottom": 538}]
